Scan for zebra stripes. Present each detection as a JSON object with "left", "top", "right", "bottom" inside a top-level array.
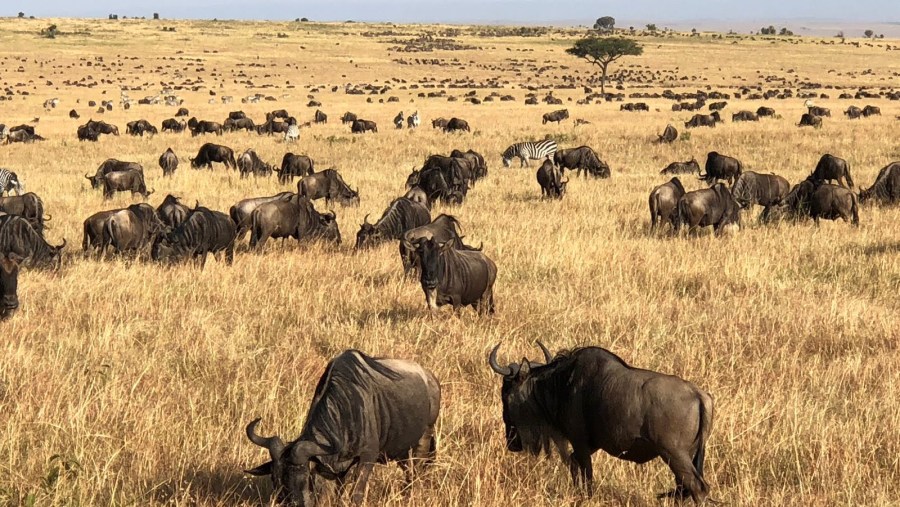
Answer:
[
  {"left": 0, "top": 169, "right": 23, "bottom": 196},
  {"left": 407, "top": 111, "right": 420, "bottom": 129},
  {"left": 284, "top": 124, "right": 300, "bottom": 143},
  {"left": 501, "top": 140, "right": 558, "bottom": 168}
]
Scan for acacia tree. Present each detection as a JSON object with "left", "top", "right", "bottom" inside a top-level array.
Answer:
[{"left": 566, "top": 37, "right": 643, "bottom": 94}]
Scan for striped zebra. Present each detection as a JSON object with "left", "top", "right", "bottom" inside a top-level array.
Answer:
[
  {"left": 407, "top": 111, "right": 420, "bottom": 128},
  {"left": 501, "top": 140, "right": 558, "bottom": 168},
  {"left": 0, "top": 169, "right": 23, "bottom": 196},
  {"left": 284, "top": 124, "right": 300, "bottom": 143}
]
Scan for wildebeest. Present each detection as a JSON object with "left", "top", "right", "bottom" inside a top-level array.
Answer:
[
  {"left": 69, "top": 109, "right": 80, "bottom": 120},
  {"left": 244, "top": 350, "right": 440, "bottom": 506},
  {"left": 175, "top": 107, "right": 189, "bottom": 117},
  {"left": 249, "top": 195, "right": 340, "bottom": 249},
  {"left": 536, "top": 159, "right": 568, "bottom": 199},
  {"left": 228, "top": 111, "right": 247, "bottom": 121},
  {"left": 730, "top": 171, "right": 791, "bottom": 209},
  {"left": 0, "top": 253, "right": 20, "bottom": 320},
  {"left": 657, "top": 124, "right": 677, "bottom": 143},
  {"left": 298, "top": 169, "right": 360, "bottom": 207},
  {"left": 732, "top": 111, "right": 759, "bottom": 122},
  {"left": 488, "top": 343, "right": 713, "bottom": 502},
  {"left": 859, "top": 162, "right": 900, "bottom": 204},
  {"left": 844, "top": 106, "right": 862, "bottom": 119},
  {"left": 809, "top": 154, "right": 853, "bottom": 188},
  {"left": 229, "top": 192, "right": 295, "bottom": 241},
  {"left": 449, "top": 149, "right": 488, "bottom": 182},
  {"left": 224, "top": 117, "right": 256, "bottom": 133},
  {"left": 431, "top": 117, "right": 449, "bottom": 130},
  {"left": 83, "top": 119, "right": 119, "bottom": 136},
  {"left": 649, "top": 177, "right": 686, "bottom": 230},
  {"left": 398, "top": 214, "right": 474, "bottom": 274},
  {"left": 862, "top": 105, "right": 881, "bottom": 117},
  {"left": 553, "top": 146, "right": 610, "bottom": 178},
  {"left": 4, "top": 130, "right": 40, "bottom": 144},
  {"left": 156, "top": 194, "right": 190, "bottom": 230},
  {"left": 684, "top": 114, "right": 717, "bottom": 129},
  {"left": 158, "top": 148, "right": 178, "bottom": 177},
  {"left": 542, "top": 109, "right": 569, "bottom": 125},
  {"left": 85, "top": 159, "right": 144, "bottom": 189},
  {"left": 423, "top": 155, "right": 474, "bottom": 189},
  {"left": 340, "top": 111, "right": 358, "bottom": 124},
  {"left": 77, "top": 124, "right": 99, "bottom": 142},
  {"left": 444, "top": 117, "right": 470, "bottom": 133},
  {"left": 403, "top": 186, "right": 430, "bottom": 209},
  {"left": 756, "top": 106, "right": 776, "bottom": 117},
  {"left": 675, "top": 183, "right": 741, "bottom": 234},
  {"left": 277, "top": 153, "right": 315, "bottom": 184},
  {"left": 809, "top": 183, "right": 859, "bottom": 226},
  {"left": 0, "top": 214, "right": 65, "bottom": 269},
  {"left": 126, "top": 119, "right": 157, "bottom": 136},
  {"left": 237, "top": 149, "right": 274, "bottom": 179},
  {"left": 151, "top": 205, "right": 236, "bottom": 266},
  {"left": 190, "top": 143, "right": 237, "bottom": 170},
  {"left": 708, "top": 101, "right": 727, "bottom": 111},
  {"left": 161, "top": 118, "right": 186, "bottom": 133},
  {"left": 808, "top": 105, "right": 831, "bottom": 117},
  {"left": 406, "top": 168, "right": 465, "bottom": 206},
  {"left": 415, "top": 236, "right": 496, "bottom": 314},
  {"left": 256, "top": 119, "right": 289, "bottom": 136},
  {"left": 355, "top": 197, "right": 430, "bottom": 250},
  {"left": 102, "top": 203, "right": 166, "bottom": 255},
  {"left": 798, "top": 113, "right": 823, "bottom": 128},
  {"left": 0, "top": 193, "right": 47, "bottom": 234},
  {"left": 660, "top": 158, "right": 700, "bottom": 175},
  {"left": 188, "top": 117, "right": 224, "bottom": 137},
  {"left": 351, "top": 119, "right": 377, "bottom": 133},
  {"left": 700, "top": 152, "right": 743, "bottom": 186},
  {"left": 314, "top": 109, "right": 327, "bottom": 124},
  {"left": 101, "top": 169, "right": 153, "bottom": 200}
]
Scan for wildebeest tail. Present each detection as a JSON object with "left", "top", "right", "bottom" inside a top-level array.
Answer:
[
  {"left": 693, "top": 391, "right": 714, "bottom": 485},
  {"left": 229, "top": 153, "right": 237, "bottom": 170},
  {"left": 104, "top": 217, "right": 120, "bottom": 252},
  {"left": 845, "top": 162, "right": 854, "bottom": 188},
  {"left": 851, "top": 192, "right": 860, "bottom": 226},
  {"left": 648, "top": 193, "right": 659, "bottom": 228}
]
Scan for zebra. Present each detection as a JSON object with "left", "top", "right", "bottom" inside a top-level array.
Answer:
[
  {"left": 284, "top": 124, "right": 300, "bottom": 143},
  {"left": 501, "top": 140, "right": 558, "bottom": 168},
  {"left": 394, "top": 111, "right": 404, "bottom": 129},
  {"left": 0, "top": 169, "right": 23, "bottom": 196},
  {"left": 407, "top": 111, "right": 420, "bottom": 129}
]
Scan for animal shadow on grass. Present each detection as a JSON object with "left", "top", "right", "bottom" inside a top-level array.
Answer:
[
  {"left": 150, "top": 466, "right": 267, "bottom": 504},
  {"left": 857, "top": 242, "right": 900, "bottom": 256}
]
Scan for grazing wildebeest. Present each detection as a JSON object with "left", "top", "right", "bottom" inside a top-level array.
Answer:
[
  {"left": 684, "top": 114, "right": 717, "bottom": 129},
  {"left": 708, "top": 101, "right": 727, "bottom": 111},
  {"left": 298, "top": 169, "right": 360, "bottom": 207},
  {"left": 249, "top": 195, "right": 340, "bottom": 249},
  {"left": 314, "top": 109, "right": 327, "bottom": 124},
  {"left": 730, "top": 172, "right": 791, "bottom": 209},
  {"left": 161, "top": 118, "right": 187, "bottom": 133},
  {"left": 808, "top": 106, "right": 831, "bottom": 117},
  {"left": 415, "top": 235, "right": 496, "bottom": 314},
  {"left": 732, "top": 111, "right": 759, "bottom": 122},
  {"left": 355, "top": 197, "right": 430, "bottom": 250},
  {"left": 224, "top": 117, "right": 256, "bottom": 133},
  {"left": 0, "top": 214, "right": 65, "bottom": 269},
  {"left": 444, "top": 117, "right": 470, "bottom": 133},
  {"left": 156, "top": 195, "right": 191, "bottom": 230},
  {"left": 398, "top": 214, "right": 475, "bottom": 274},
  {"left": 660, "top": 158, "right": 700, "bottom": 175},
  {"left": 244, "top": 350, "right": 441, "bottom": 506},
  {"left": 403, "top": 186, "right": 430, "bottom": 209},
  {"left": 351, "top": 119, "right": 377, "bottom": 133},
  {"left": 188, "top": 118, "right": 223, "bottom": 137},
  {"left": 0, "top": 193, "right": 47, "bottom": 234},
  {"left": 759, "top": 181, "right": 816, "bottom": 224},
  {"left": 126, "top": 119, "right": 157, "bottom": 136},
  {"left": 340, "top": 111, "right": 358, "bottom": 124},
  {"left": 85, "top": 159, "right": 144, "bottom": 189},
  {"left": 228, "top": 111, "right": 247, "bottom": 121},
  {"left": 77, "top": 124, "right": 99, "bottom": 142},
  {"left": 649, "top": 177, "right": 686, "bottom": 230},
  {"left": 175, "top": 107, "right": 189, "bottom": 117},
  {"left": 83, "top": 119, "right": 119, "bottom": 136},
  {"left": 675, "top": 183, "right": 741, "bottom": 234},
  {"left": 5, "top": 130, "right": 39, "bottom": 144},
  {"left": 151, "top": 205, "right": 236, "bottom": 266},
  {"left": 69, "top": 109, "right": 80, "bottom": 120},
  {"left": 862, "top": 105, "right": 881, "bottom": 117},
  {"left": 237, "top": 149, "right": 274, "bottom": 179},
  {"left": 657, "top": 124, "right": 677, "bottom": 144},
  {"left": 423, "top": 155, "right": 474, "bottom": 190},
  {"left": 844, "top": 106, "right": 862, "bottom": 119},
  {"left": 0, "top": 253, "right": 21, "bottom": 320},
  {"left": 449, "top": 149, "right": 488, "bottom": 182},
  {"left": 158, "top": 148, "right": 178, "bottom": 177},
  {"left": 230, "top": 192, "right": 295, "bottom": 241},
  {"left": 256, "top": 119, "right": 289, "bottom": 136},
  {"left": 277, "top": 153, "right": 315, "bottom": 184},
  {"left": 267, "top": 109, "right": 290, "bottom": 121},
  {"left": 798, "top": 113, "right": 823, "bottom": 128},
  {"left": 103, "top": 203, "right": 166, "bottom": 255},
  {"left": 190, "top": 143, "right": 237, "bottom": 170},
  {"left": 756, "top": 106, "right": 776, "bottom": 117},
  {"left": 553, "top": 146, "right": 610, "bottom": 178},
  {"left": 431, "top": 117, "right": 449, "bottom": 130},
  {"left": 542, "top": 109, "right": 569, "bottom": 125},
  {"left": 407, "top": 168, "right": 465, "bottom": 205},
  {"left": 536, "top": 159, "right": 568, "bottom": 199},
  {"left": 700, "top": 152, "right": 742, "bottom": 186},
  {"left": 809, "top": 154, "right": 853, "bottom": 188},
  {"left": 488, "top": 343, "right": 714, "bottom": 502},
  {"left": 859, "top": 162, "right": 900, "bottom": 204},
  {"left": 102, "top": 169, "right": 153, "bottom": 200},
  {"left": 809, "top": 184, "right": 859, "bottom": 226}
]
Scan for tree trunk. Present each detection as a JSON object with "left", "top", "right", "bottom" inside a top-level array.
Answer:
[{"left": 600, "top": 62, "right": 608, "bottom": 95}]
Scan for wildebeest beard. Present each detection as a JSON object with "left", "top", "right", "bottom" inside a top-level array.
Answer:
[{"left": 505, "top": 362, "right": 572, "bottom": 457}]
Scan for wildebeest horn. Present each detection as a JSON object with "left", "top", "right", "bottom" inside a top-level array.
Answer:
[
  {"left": 56, "top": 238, "right": 67, "bottom": 250},
  {"left": 44, "top": 214, "right": 52, "bottom": 222},
  {"left": 363, "top": 213, "right": 371, "bottom": 225},
  {"left": 536, "top": 341, "right": 552, "bottom": 363},
  {"left": 489, "top": 343, "right": 512, "bottom": 376},
  {"left": 246, "top": 418, "right": 285, "bottom": 460},
  {"left": 84, "top": 174, "right": 92, "bottom": 180}
]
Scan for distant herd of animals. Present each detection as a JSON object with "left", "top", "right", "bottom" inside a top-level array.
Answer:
[{"left": 1, "top": 98, "right": 899, "bottom": 506}]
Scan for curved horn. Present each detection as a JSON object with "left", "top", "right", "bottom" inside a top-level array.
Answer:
[
  {"left": 56, "top": 238, "right": 67, "bottom": 250},
  {"left": 363, "top": 213, "right": 371, "bottom": 225},
  {"left": 489, "top": 343, "right": 512, "bottom": 376},
  {"left": 85, "top": 174, "right": 92, "bottom": 180},
  {"left": 536, "top": 341, "right": 552, "bottom": 363},
  {"left": 246, "top": 418, "right": 285, "bottom": 460},
  {"left": 44, "top": 214, "right": 52, "bottom": 222},
  {"left": 325, "top": 211, "right": 336, "bottom": 220}
]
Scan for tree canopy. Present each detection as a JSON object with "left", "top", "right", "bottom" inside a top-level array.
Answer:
[{"left": 566, "top": 37, "right": 643, "bottom": 94}]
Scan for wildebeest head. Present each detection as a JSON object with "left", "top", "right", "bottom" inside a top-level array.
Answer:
[
  {"left": 405, "top": 169, "right": 421, "bottom": 189},
  {"left": 335, "top": 186, "right": 360, "bottom": 207},
  {"left": 0, "top": 253, "right": 23, "bottom": 320},
  {"left": 488, "top": 343, "right": 553, "bottom": 453},
  {"left": 84, "top": 173, "right": 102, "bottom": 189},
  {"left": 245, "top": 418, "right": 325, "bottom": 507},
  {"left": 354, "top": 214, "right": 380, "bottom": 250},
  {"left": 414, "top": 237, "right": 449, "bottom": 308},
  {"left": 317, "top": 211, "right": 341, "bottom": 244},
  {"left": 189, "top": 157, "right": 201, "bottom": 169}
]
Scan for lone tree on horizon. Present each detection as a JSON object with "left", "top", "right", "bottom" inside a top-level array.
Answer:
[{"left": 566, "top": 37, "right": 643, "bottom": 95}]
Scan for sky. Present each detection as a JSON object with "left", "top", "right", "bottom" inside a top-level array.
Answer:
[{"left": 9, "top": 0, "right": 900, "bottom": 24}]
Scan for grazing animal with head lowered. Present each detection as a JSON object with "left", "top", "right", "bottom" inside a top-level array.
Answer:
[
  {"left": 0, "top": 193, "right": 48, "bottom": 234},
  {"left": 229, "top": 192, "right": 295, "bottom": 241},
  {"left": 0, "top": 215, "right": 65, "bottom": 269},
  {"left": 190, "top": 143, "right": 236, "bottom": 170},
  {"left": 298, "top": 169, "right": 360, "bottom": 207},
  {"left": 244, "top": 350, "right": 441, "bottom": 506},
  {"left": 502, "top": 140, "right": 558, "bottom": 168},
  {"left": 809, "top": 154, "right": 853, "bottom": 188},
  {"left": 158, "top": 148, "right": 178, "bottom": 177},
  {"left": 0, "top": 169, "right": 24, "bottom": 196},
  {"left": 809, "top": 183, "right": 859, "bottom": 226},
  {"left": 684, "top": 114, "right": 717, "bottom": 129},
  {"left": 449, "top": 149, "right": 488, "bottom": 182},
  {"left": 314, "top": 109, "right": 327, "bottom": 124},
  {"left": 356, "top": 197, "right": 431, "bottom": 250},
  {"left": 188, "top": 118, "right": 223, "bottom": 137},
  {"left": 237, "top": 149, "right": 274, "bottom": 179},
  {"left": 444, "top": 117, "right": 470, "bottom": 133},
  {"left": 399, "top": 214, "right": 475, "bottom": 274},
  {"left": 553, "top": 146, "right": 609, "bottom": 178},
  {"left": 756, "top": 106, "right": 776, "bottom": 117},
  {"left": 161, "top": 118, "right": 186, "bottom": 133},
  {"left": 675, "top": 183, "right": 741, "bottom": 234},
  {"left": 844, "top": 106, "right": 862, "bottom": 119},
  {"left": 488, "top": 343, "right": 714, "bottom": 503},
  {"left": 85, "top": 159, "right": 144, "bottom": 189},
  {"left": 859, "top": 162, "right": 900, "bottom": 204},
  {"left": 151, "top": 205, "right": 236, "bottom": 267},
  {"left": 350, "top": 119, "right": 377, "bottom": 133},
  {"left": 657, "top": 124, "right": 677, "bottom": 143},
  {"left": 700, "top": 152, "right": 742, "bottom": 186},
  {"left": 649, "top": 177, "right": 686, "bottom": 230},
  {"left": 798, "top": 113, "right": 823, "bottom": 128},
  {"left": 732, "top": 111, "right": 759, "bottom": 122},
  {"left": 808, "top": 106, "right": 831, "bottom": 117},
  {"left": 103, "top": 203, "right": 166, "bottom": 256},
  {"left": 862, "top": 105, "right": 881, "bottom": 117},
  {"left": 431, "top": 117, "right": 449, "bottom": 130},
  {"left": 660, "top": 158, "right": 700, "bottom": 175},
  {"left": 415, "top": 236, "right": 496, "bottom": 314},
  {"left": 0, "top": 253, "right": 21, "bottom": 320},
  {"left": 277, "top": 153, "right": 315, "bottom": 184},
  {"left": 249, "top": 195, "right": 340, "bottom": 249},
  {"left": 156, "top": 195, "right": 190, "bottom": 230},
  {"left": 536, "top": 159, "right": 568, "bottom": 199},
  {"left": 730, "top": 171, "right": 791, "bottom": 209},
  {"left": 101, "top": 169, "right": 153, "bottom": 200},
  {"left": 340, "top": 111, "right": 358, "bottom": 124},
  {"left": 542, "top": 109, "right": 569, "bottom": 125},
  {"left": 405, "top": 168, "right": 465, "bottom": 206}
]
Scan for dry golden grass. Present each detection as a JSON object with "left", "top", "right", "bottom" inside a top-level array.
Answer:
[{"left": 1, "top": 17, "right": 899, "bottom": 506}]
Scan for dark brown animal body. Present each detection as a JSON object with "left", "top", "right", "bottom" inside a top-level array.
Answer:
[
  {"left": 237, "top": 149, "right": 274, "bottom": 178},
  {"left": 188, "top": 118, "right": 224, "bottom": 136},
  {"left": 798, "top": 113, "right": 822, "bottom": 128},
  {"left": 224, "top": 117, "right": 256, "bottom": 132},
  {"left": 356, "top": 197, "right": 430, "bottom": 250},
  {"left": 0, "top": 254, "right": 20, "bottom": 320},
  {"left": 809, "top": 184, "right": 859, "bottom": 226},
  {"left": 731, "top": 171, "right": 791, "bottom": 209},
  {"left": 859, "top": 162, "right": 900, "bottom": 204},
  {"left": 675, "top": 183, "right": 741, "bottom": 234},
  {"left": 536, "top": 159, "right": 567, "bottom": 199},
  {"left": 700, "top": 152, "right": 743, "bottom": 186},
  {"left": 444, "top": 117, "right": 470, "bottom": 132},
  {"left": 0, "top": 214, "right": 65, "bottom": 269},
  {"left": 102, "top": 169, "right": 153, "bottom": 200},
  {"left": 298, "top": 169, "right": 360, "bottom": 207},
  {"left": 449, "top": 149, "right": 488, "bottom": 182},
  {"left": 808, "top": 106, "right": 831, "bottom": 117},
  {"left": 756, "top": 107, "right": 776, "bottom": 117},
  {"left": 660, "top": 158, "right": 700, "bottom": 175},
  {"left": 104, "top": 203, "right": 166, "bottom": 255},
  {"left": 86, "top": 159, "right": 144, "bottom": 188},
  {"left": 340, "top": 111, "right": 358, "bottom": 124},
  {"left": 0, "top": 193, "right": 47, "bottom": 234},
  {"left": 158, "top": 148, "right": 178, "bottom": 176},
  {"left": 862, "top": 105, "right": 881, "bottom": 117},
  {"left": 649, "top": 177, "right": 686, "bottom": 230},
  {"left": 191, "top": 143, "right": 237, "bottom": 170},
  {"left": 161, "top": 118, "right": 187, "bottom": 133},
  {"left": 431, "top": 117, "right": 449, "bottom": 130},
  {"left": 351, "top": 119, "right": 377, "bottom": 133},
  {"left": 277, "top": 153, "right": 314, "bottom": 184},
  {"left": 684, "top": 114, "right": 717, "bottom": 129},
  {"left": 399, "top": 214, "right": 472, "bottom": 274},
  {"left": 553, "top": 146, "right": 610, "bottom": 178},
  {"left": 732, "top": 111, "right": 759, "bottom": 122},
  {"left": 657, "top": 124, "right": 677, "bottom": 143},
  {"left": 230, "top": 192, "right": 295, "bottom": 241},
  {"left": 416, "top": 236, "right": 496, "bottom": 314},
  {"left": 156, "top": 194, "right": 190, "bottom": 230},
  {"left": 542, "top": 109, "right": 569, "bottom": 125},
  {"left": 151, "top": 205, "right": 236, "bottom": 266},
  {"left": 314, "top": 109, "right": 327, "bottom": 124},
  {"left": 249, "top": 196, "right": 339, "bottom": 249},
  {"left": 810, "top": 154, "right": 853, "bottom": 188}
]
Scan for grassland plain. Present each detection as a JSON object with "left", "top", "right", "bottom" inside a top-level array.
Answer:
[{"left": 0, "top": 17, "right": 898, "bottom": 506}]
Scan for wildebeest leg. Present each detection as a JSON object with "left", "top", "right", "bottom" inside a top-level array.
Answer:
[
  {"left": 570, "top": 449, "right": 593, "bottom": 496},
  {"left": 660, "top": 451, "right": 708, "bottom": 503},
  {"left": 225, "top": 245, "right": 234, "bottom": 265},
  {"left": 349, "top": 462, "right": 374, "bottom": 505}
]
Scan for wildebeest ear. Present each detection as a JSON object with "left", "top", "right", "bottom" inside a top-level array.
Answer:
[
  {"left": 438, "top": 240, "right": 454, "bottom": 253},
  {"left": 244, "top": 461, "right": 274, "bottom": 476}
]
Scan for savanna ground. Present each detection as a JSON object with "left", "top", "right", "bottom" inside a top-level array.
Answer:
[{"left": 0, "top": 17, "right": 899, "bottom": 506}]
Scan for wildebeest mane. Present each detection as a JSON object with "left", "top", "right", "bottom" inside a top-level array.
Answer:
[{"left": 669, "top": 177, "right": 685, "bottom": 194}]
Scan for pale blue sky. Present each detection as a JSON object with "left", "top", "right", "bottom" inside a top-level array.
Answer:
[{"left": 10, "top": 0, "right": 899, "bottom": 24}]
